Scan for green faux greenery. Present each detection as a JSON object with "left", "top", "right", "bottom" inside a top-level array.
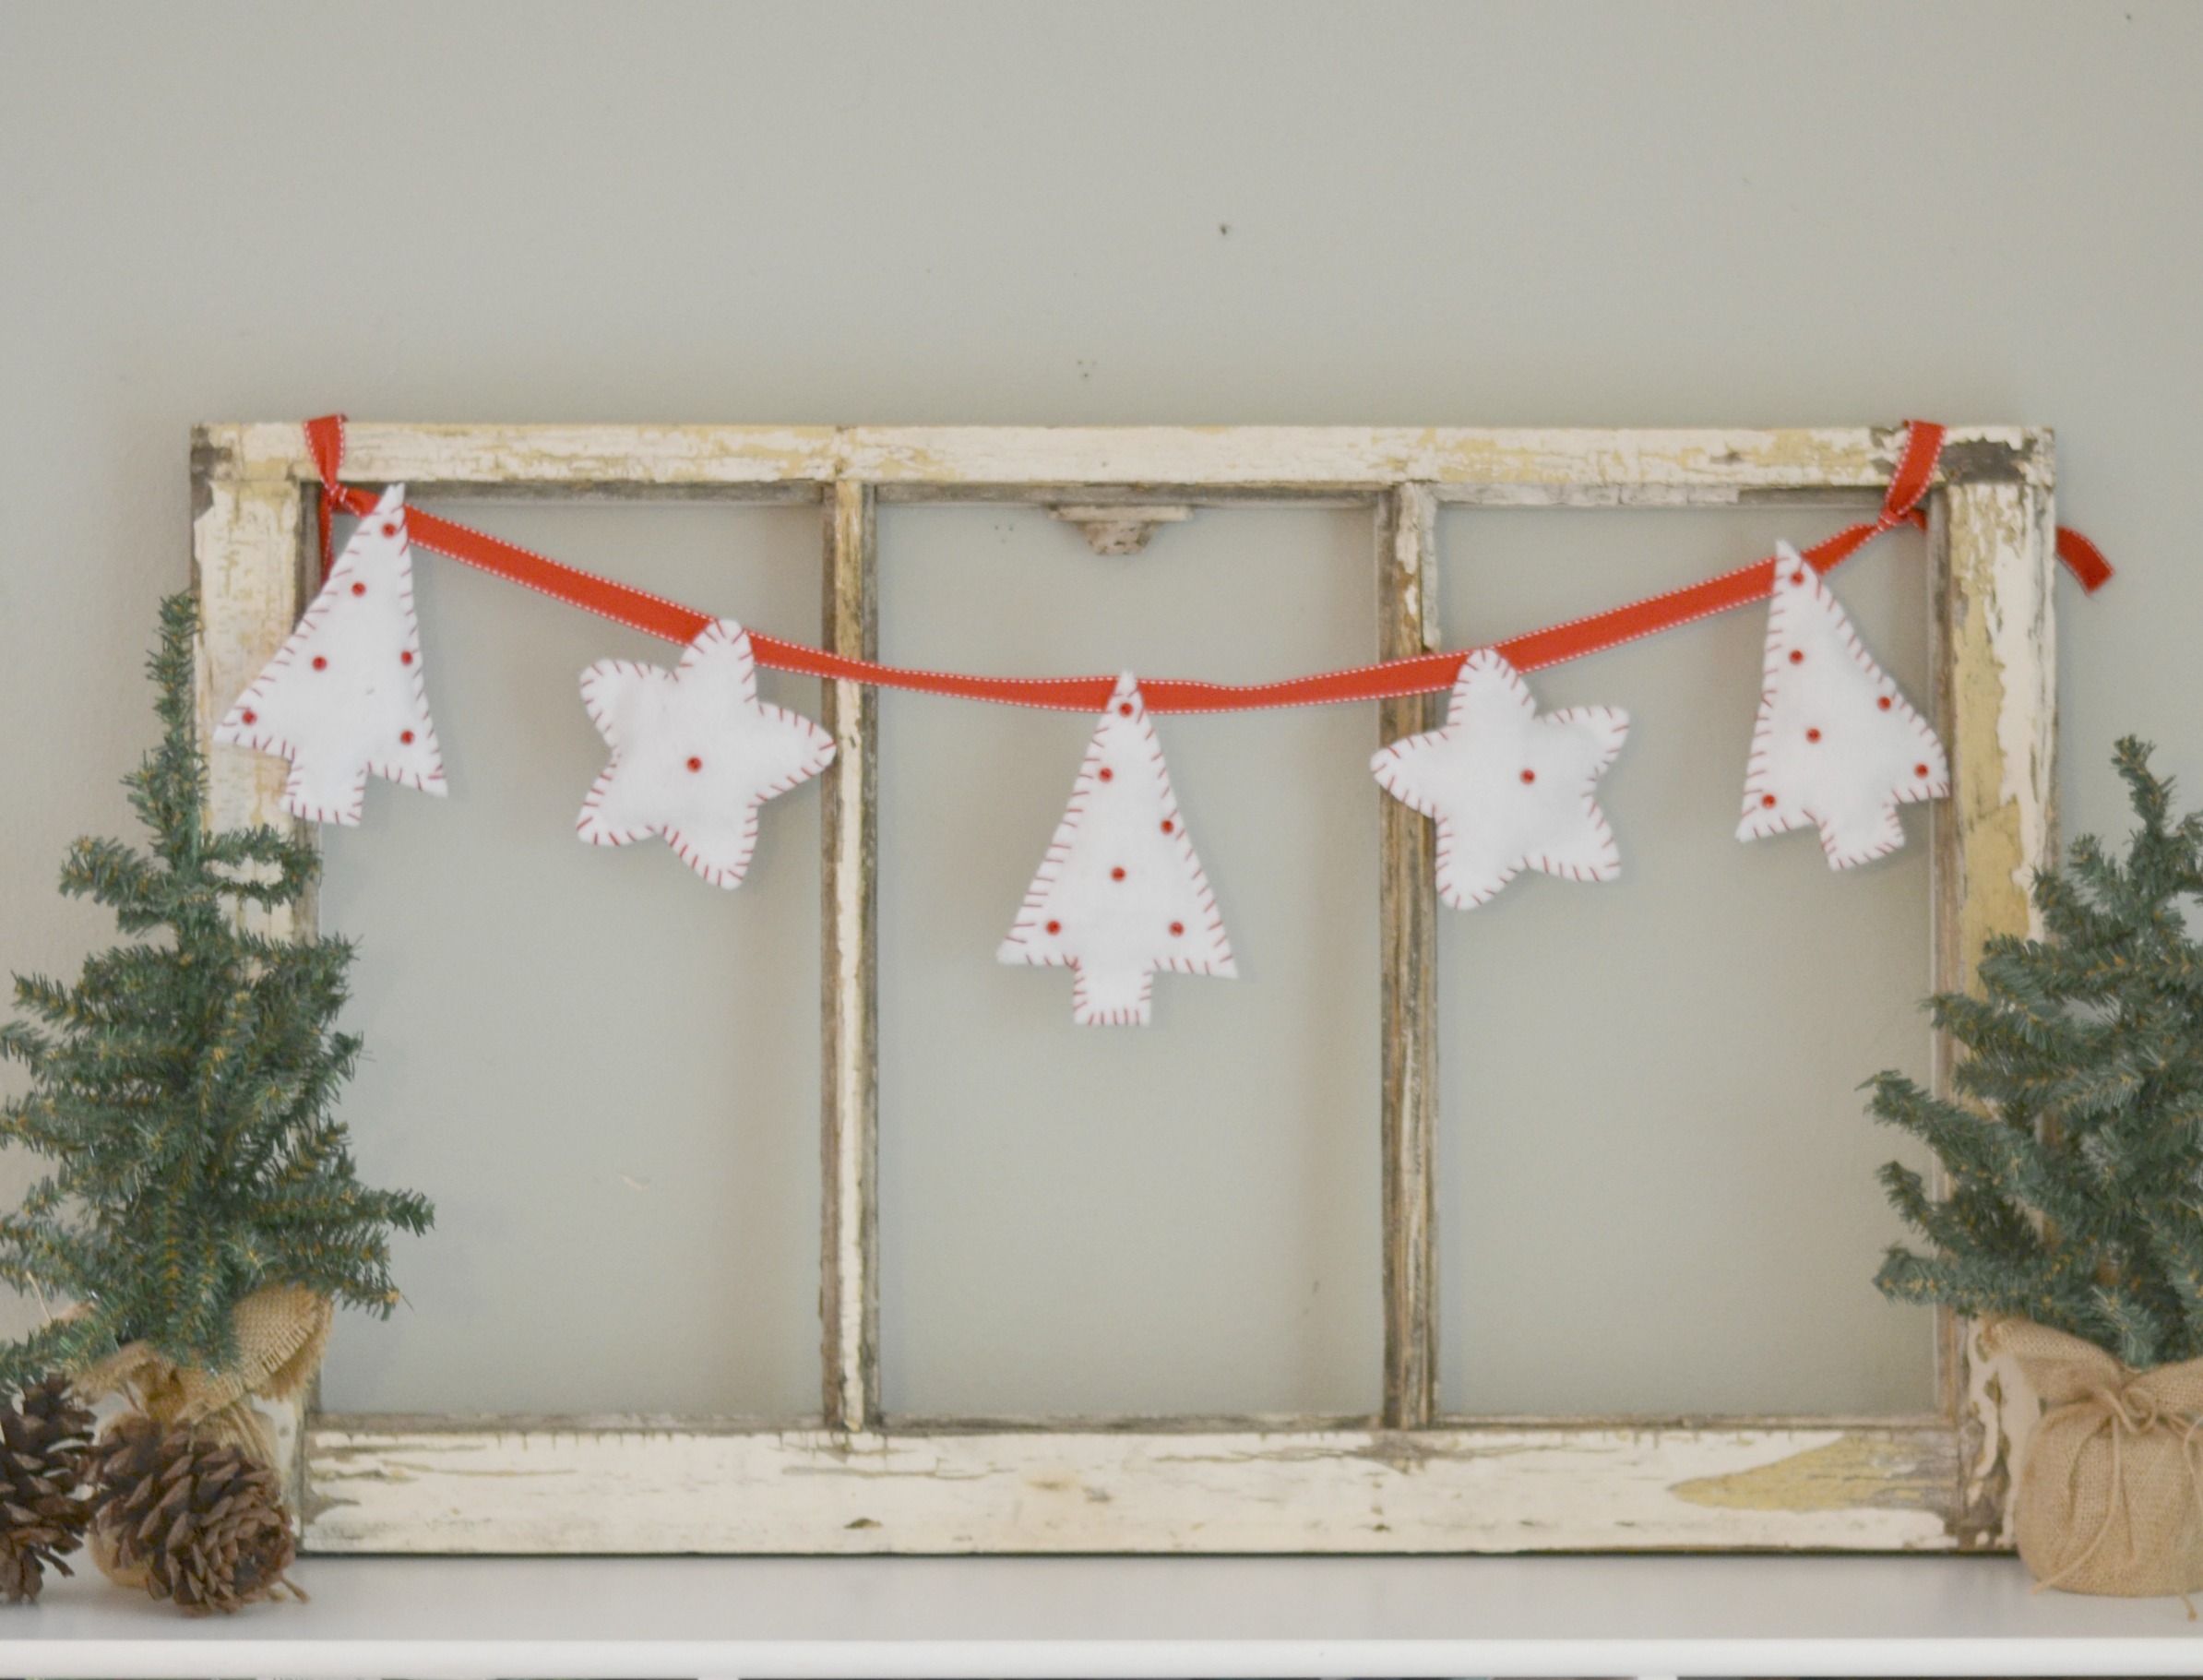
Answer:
[
  {"left": 0, "top": 594, "right": 431, "bottom": 1387},
  {"left": 1872, "top": 737, "right": 2203, "bottom": 1368}
]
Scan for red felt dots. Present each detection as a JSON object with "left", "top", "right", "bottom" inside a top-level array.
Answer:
[
  {"left": 1045, "top": 919, "right": 1061, "bottom": 935},
  {"left": 380, "top": 522, "right": 398, "bottom": 539},
  {"left": 400, "top": 650, "right": 414, "bottom": 664},
  {"left": 1761, "top": 793, "right": 1778, "bottom": 808},
  {"left": 240, "top": 709, "right": 256, "bottom": 725},
  {"left": 1170, "top": 921, "right": 1185, "bottom": 936},
  {"left": 1160, "top": 818, "right": 1174, "bottom": 834},
  {"left": 1877, "top": 696, "right": 1893, "bottom": 710},
  {"left": 351, "top": 581, "right": 366, "bottom": 597},
  {"left": 1792, "top": 570, "right": 1809, "bottom": 586},
  {"left": 1099, "top": 767, "right": 1113, "bottom": 781},
  {"left": 1915, "top": 763, "right": 1931, "bottom": 779},
  {"left": 1805, "top": 728, "right": 1821, "bottom": 743},
  {"left": 1789, "top": 649, "right": 1804, "bottom": 664},
  {"left": 1117, "top": 702, "right": 1134, "bottom": 717},
  {"left": 686, "top": 756, "right": 703, "bottom": 772},
  {"left": 311, "top": 655, "right": 327, "bottom": 671},
  {"left": 400, "top": 730, "right": 415, "bottom": 745},
  {"left": 1110, "top": 866, "right": 1126, "bottom": 881},
  {"left": 1519, "top": 769, "right": 1536, "bottom": 784}
]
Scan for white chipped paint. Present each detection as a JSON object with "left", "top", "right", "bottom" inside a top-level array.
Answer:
[
  {"left": 192, "top": 457, "right": 315, "bottom": 1499},
  {"left": 194, "top": 476, "right": 304, "bottom": 843},
  {"left": 1984, "top": 487, "right": 2059, "bottom": 935},
  {"left": 204, "top": 423, "right": 2048, "bottom": 496},
  {"left": 187, "top": 423, "right": 2059, "bottom": 1555},
  {"left": 305, "top": 1423, "right": 1954, "bottom": 1555},
  {"left": 829, "top": 703, "right": 869, "bottom": 1423},
  {"left": 821, "top": 481, "right": 876, "bottom": 1433}
]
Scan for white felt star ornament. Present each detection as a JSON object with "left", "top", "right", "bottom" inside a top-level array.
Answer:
[
  {"left": 212, "top": 484, "right": 447, "bottom": 825},
  {"left": 576, "top": 619, "right": 835, "bottom": 888},
  {"left": 1736, "top": 544, "right": 1949, "bottom": 869},
  {"left": 1372, "top": 649, "right": 1630, "bottom": 909}
]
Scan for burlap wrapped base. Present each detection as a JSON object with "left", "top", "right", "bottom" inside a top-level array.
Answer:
[
  {"left": 1988, "top": 1317, "right": 2203, "bottom": 1597},
  {"left": 71, "top": 1285, "right": 329, "bottom": 1592}
]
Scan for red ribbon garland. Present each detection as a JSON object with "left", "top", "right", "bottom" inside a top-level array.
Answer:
[{"left": 304, "top": 417, "right": 2108, "bottom": 714}]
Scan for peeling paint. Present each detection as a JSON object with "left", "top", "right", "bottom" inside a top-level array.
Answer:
[
  {"left": 1932, "top": 484, "right": 2058, "bottom": 1553},
  {"left": 1671, "top": 1433, "right": 1950, "bottom": 1513},
  {"left": 185, "top": 422, "right": 2052, "bottom": 1556},
  {"left": 304, "top": 1424, "right": 1959, "bottom": 1554},
  {"left": 202, "top": 422, "right": 2048, "bottom": 496}
]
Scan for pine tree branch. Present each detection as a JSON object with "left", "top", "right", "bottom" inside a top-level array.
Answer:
[
  {"left": 0, "top": 594, "right": 432, "bottom": 1385},
  {"left": 1870, "top": 738, "right": 2203, "bottom": 1366},
  {"left": 0, "top": 1308, "right": 122, "bottom": 1391}
]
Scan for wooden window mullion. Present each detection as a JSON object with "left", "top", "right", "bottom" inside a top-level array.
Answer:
[
  {"left": 1377, "top": 483, "right": 1440, "bottom": 1431},
  {"left": 819, "top": 479, "right": 881, "bottom": 1433},
  {"left": 1927, "top": 471, "right": 2058, "bottom": 1543},
  {"left": 180, "top": 421, "right": 2054, "bottom": 1553}
]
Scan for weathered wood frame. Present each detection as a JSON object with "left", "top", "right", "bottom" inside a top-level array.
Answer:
[{"left": 190, "top": 422, "right": 2057, "bottom": 1554}]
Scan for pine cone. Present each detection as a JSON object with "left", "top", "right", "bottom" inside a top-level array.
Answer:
[
  {"left": 89, "top": 1415, "right": 295, "bottom": 1615},
  {"left": 0, "top": 1375, "right": 94, "bottom": 1603}
]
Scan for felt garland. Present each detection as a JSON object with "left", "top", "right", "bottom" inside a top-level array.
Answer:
[
  {"left": 576, "top": 619, "right": 838, "bottom": 888},
  {"left": 305, "top": 420, "right": 1926, "bottom": 709},
  {"left": 299, "top": 419, "right": 2107, "bottom": 711},
  {"left": 997, "top": 675, "right": 1236, "bottom": 1023},
  {"left": 1372, "top": 650, "right": 1630, "bottom": 909},
  {"left": 230, "top": 416, "right": 2114, "bottom": 1023},
  {"left": 1737, "top": 545, "right": 1950, "bottom": 869},
  {"left": 213, "top": 484, "right": 447, "bottom": 826}
]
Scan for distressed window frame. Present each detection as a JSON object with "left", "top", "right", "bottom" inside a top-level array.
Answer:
[{"left": 190, "top": 422, "right": 2054, "bottom": 1554}]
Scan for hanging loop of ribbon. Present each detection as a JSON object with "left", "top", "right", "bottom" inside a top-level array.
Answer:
[
  {"left": 303, "top": 412, "right": 348, "bottom": 581},
  {"left": 299, "top": 415, "right": 2108, "bottom": 713}
]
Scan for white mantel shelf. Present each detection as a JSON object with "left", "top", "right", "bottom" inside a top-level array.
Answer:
[{"left": 4, "top": 1554, "right": 2203, "bottom": 1679}]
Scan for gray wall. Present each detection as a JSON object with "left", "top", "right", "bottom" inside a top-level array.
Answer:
[{"left": 2, "top": 2, "right": 2194, "bottom": 1421}]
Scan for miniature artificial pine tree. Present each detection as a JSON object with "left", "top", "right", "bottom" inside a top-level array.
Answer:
[
  {"left": 1871, "top": 737, "right": 2203, "bottom": 1369},
  {"left": 0, "top": 594, "right": 432, "bottom": 1388}
]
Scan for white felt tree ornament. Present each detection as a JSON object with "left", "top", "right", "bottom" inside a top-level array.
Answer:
[
  {"left": 1736, "top": 543, "right": 1949, "bottom": 869},
  {"left": 1371, "top": 649, "right": 1630, "bottom": 910},
  {"left": 213, "top": 484, "right": 447, "bottom": 825},
  {"left": 998, "top": 675, "right": 1235, "bottom": 1025},
  {"left": 576, "top": 618, "right": 835, "bottom": 888}
]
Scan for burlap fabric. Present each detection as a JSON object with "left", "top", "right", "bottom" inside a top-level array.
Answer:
[
  {"left": 1987, "top": 1317, "right": 2203, "bottom": 1596},
  {"left": 74, "top": 1285, "right": 330, "bottom": 1467},
  {"left": 59, "top": 1287, "right": 326, "bottom": 1598}
]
